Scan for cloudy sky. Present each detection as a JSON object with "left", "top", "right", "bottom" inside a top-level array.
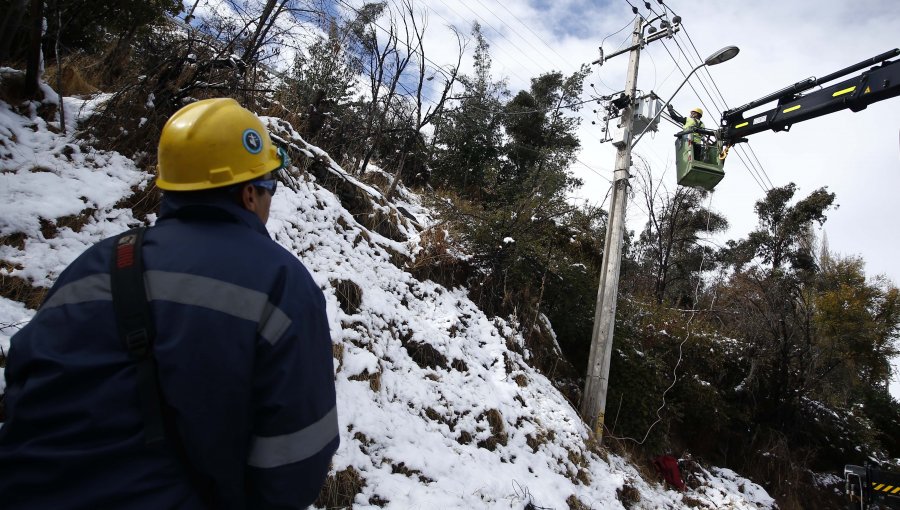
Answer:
[{"left": 334, "top": 0, "right": 900, "bottom": 395}]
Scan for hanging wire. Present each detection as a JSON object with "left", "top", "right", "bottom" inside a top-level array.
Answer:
[
  {"left": 605, "top": 190, "right": 717, "bottom": 446},
  {"left": 658, "top": 39, "right": 771, "bottom": 193}
]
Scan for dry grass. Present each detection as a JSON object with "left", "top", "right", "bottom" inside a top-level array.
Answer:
[
  {"left": 367, "top": 208, "right": 406, "bottom": 242},
  {"left": 331, "top": 278, "right": 363, "bottom": 315},
  {"left": 302, "top": 156, "right": 411, "bottom": 244},
  {"left": 616, "top": 482, "right": 641, "bottom": 509},
  {"left": 358, "top": 168, "right": 392, "bottom": 190},
  {"left": 42, "top": 54, "right": 102, "bottom": 96},
  {"left": 391, "top": 461, "right": 434, "bottom": 484},
  {"left": 681, "top": 494, "right": 704, "bottom": 508},
  {"left": 0, "top": 233, "right": 27, "bottom": 251},
  {"left": 38, "top": 208, "right": 96, "bottom": 239},
  {"left": 314, "top": 466, "right": 366, "bottom": 509},
  {"left": 526, "top": 428, "right": 554, "bottom": 453},
  {"left": 348, "top": 368, "right": 382, "bottom": 392},
  {"left": 450, "top": 358, "right": 468, "bottom": 372},
  {"left": 565, "top": 448, "right": 592, "bottom": 485},
  {"left": 0, "top": 273, "right": 47, "bottom": 310},
  {"left": 476, "top": 409, "right": 508, "bottom": 451},
  {"left": 407, "top": 227, "right": 473, "bottom": 290},
  {"left": 740, "top": 431, "right": 827, "bottom": 510},
  {"left": 0, "top": 68, "right": 28, "bottom": 105},
  {"left": 383, "top": 243, "right": 410, "bottom": 271},
  {"left": 113, "top": 185, "right": 160, "bottom": 224},
  {"left": 397, "top": 327, "right": 448, "bottom": 370},
  {"left": 332, "top": 343, "right": 344, "bottom": 372},
  {"left": 566, "top": 494, "right": 591, "bottom": 510}
]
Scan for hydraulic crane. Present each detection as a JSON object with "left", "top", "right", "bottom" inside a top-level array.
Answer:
[{"left": 674, "top": 48, "right": 900, "bottom": 190}]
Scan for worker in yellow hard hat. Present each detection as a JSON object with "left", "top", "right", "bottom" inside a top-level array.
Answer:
[
  {"left": 683, "top": 107, "right": 705, "bottom": 160},
  {"left": 0, "top": 98, "right": 339, "bottom": 508},
  {"left": 156, "top": 97, "right": 288, "bottom": 222}
]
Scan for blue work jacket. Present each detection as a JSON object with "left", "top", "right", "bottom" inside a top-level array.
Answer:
[{"left": 0, "top": 192, "right": 339, "bottom": 509}]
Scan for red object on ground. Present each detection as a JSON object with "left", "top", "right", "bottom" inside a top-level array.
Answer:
[{"left": 653, "top": 455, "right": 686, "bottom": 491}]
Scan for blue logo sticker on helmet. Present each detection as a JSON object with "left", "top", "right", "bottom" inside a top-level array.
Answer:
[{"left": 242, "top": 129, "right": 263, "bottom": 154}]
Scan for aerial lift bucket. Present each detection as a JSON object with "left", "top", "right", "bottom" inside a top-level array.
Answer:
[{"left": 675, "top": 134, "right": 725, "bottom": 191}]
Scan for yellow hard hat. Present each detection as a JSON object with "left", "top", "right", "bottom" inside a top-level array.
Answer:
[
  {"left": 691, "top": 107, "right": 703, "bottom": 117},
  {"left": 157, "top": 98, "right": 283, "bottom": 191}
]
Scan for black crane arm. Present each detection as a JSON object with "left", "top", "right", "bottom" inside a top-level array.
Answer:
[{"left": 720, "top": 49, "right": 900, "bottom": 146}]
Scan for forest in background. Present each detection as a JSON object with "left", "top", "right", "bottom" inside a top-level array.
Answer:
[{"left": 1, "top": 1, "right": 898, "bottom": 507}]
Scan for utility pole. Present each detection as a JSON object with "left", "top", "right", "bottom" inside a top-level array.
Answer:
[
  {"left": 580, "top": 16, "right": 642, "bottom": 442},
  {"left": 581, "top": 15, "right": 677, "bottom": 442}
]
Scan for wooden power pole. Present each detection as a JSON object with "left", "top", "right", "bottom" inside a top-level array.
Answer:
[{"left": 581, "top": 15, "right": 678, "bottom": 443}]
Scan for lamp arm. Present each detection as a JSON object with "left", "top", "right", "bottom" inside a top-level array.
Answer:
[{"left": 631, "top": 63, "right": 705, "bottom": 150}]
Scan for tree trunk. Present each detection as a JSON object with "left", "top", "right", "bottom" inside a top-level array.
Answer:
[
  {"left": 55, "top": 5, "right": 64, "bottom": 134},
  {"left": 24, "top": 0, "right": 44, "bottom": 99},
  {"left": 241, "top": 0, "right": 286, "bottom": 75},
  {"left": 385, "top": 150, "right": 407, "bottom": 201},
  {"left": 0, "top": 0, "right": 28, "bottom": 64}
]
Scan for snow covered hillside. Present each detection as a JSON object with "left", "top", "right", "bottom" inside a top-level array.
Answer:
[{"left": 0, "top": 83, "right": 776, "bottom": 509}]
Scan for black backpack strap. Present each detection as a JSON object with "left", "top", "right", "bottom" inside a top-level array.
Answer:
[
  {"left": 110, "top": 227, "right": 218, "bottom": 507},
  {"left": 111, "top": 227, "right": 165, "bottom": 445}
]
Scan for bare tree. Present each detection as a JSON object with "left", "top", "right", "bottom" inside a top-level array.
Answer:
[
  {"left": 633, "top": 158, "right": 727, "bottom": 306},
  {"left": 385, "top": 0, "right": 463, "bottom": 199},
  {"left": 354, "top": 6, "right": 413, "bottom": 175}
]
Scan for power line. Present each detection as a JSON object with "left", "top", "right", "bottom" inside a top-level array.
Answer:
[
  {"left": 575, "top": 157, "right": 613, "bottom": 183},
  {"left": 630, "top": 1, "right": 776, "bottom": 192},
  {"left": 430, "top": 0, "right": 543, "bottom": 85},
  {"left": 658, "top": 38, "right": 771, "bottom": 193},
  {"left": 677, "top": 31, "right": 729, "bottom": 109},
  {"left": 671, "top": 37, "right": 723, "bottom": 114},
  {"left": 336, "top": 0, "right": 455, "bottom": 82},
  {"left": 671, "top": 26, "right": 776, "bottom": 189},
  {"left": 590, "top": 15, "right": 639, "bottom": 93},
  {"left": 470, "top": 0, "right": 572, "bottom": 72},
  {"left": 489, "top": 0, "right": 584, "bottom": 72}
]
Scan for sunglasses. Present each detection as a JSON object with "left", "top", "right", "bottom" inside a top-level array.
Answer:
[
  {"left": 251, "top": 178, "right": 277, "bottom": 196},
  {"left": 238, "top": 145, "right": 289, "bottom": 196}
]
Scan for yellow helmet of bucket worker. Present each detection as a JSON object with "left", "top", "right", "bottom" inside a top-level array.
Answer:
[
  {"left": 157, "top": 98, "right": 284, "bottom": 191},
  {"left": 690, "top": 107, "right": 703, "bottom": 117}
]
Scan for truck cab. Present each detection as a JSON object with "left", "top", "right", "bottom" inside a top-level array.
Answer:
[{"left": 845, "top": 461, "right": 900, "bottom": 510}]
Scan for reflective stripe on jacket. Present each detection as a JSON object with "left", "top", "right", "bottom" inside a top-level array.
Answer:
[{"left": 0, "top": 192, "right": 339, "bottom": 509}]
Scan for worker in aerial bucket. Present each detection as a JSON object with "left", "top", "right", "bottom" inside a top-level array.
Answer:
[
  {"left": 668, "top": 105, "right": 707, "bottom": 161},
  {"left": 0, "top": 98, "right": 339, "bottom": 509}
]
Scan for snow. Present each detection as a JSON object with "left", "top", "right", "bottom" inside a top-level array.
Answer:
[{"left": 0, "top": 86, "right": 778, "bottom": 509}]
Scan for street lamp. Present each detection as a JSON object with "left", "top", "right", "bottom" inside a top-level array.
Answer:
[{"left": 631, "top": 45, "right": 740, "bottom": 149}]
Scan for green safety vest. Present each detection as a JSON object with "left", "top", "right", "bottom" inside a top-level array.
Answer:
[{"left": 684, "top": 117, "right": 703, "bottom": 144}]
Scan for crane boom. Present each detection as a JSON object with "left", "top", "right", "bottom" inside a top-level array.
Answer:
[{"left": 720, "top": 49, "right": 900, "bottom": 145}]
